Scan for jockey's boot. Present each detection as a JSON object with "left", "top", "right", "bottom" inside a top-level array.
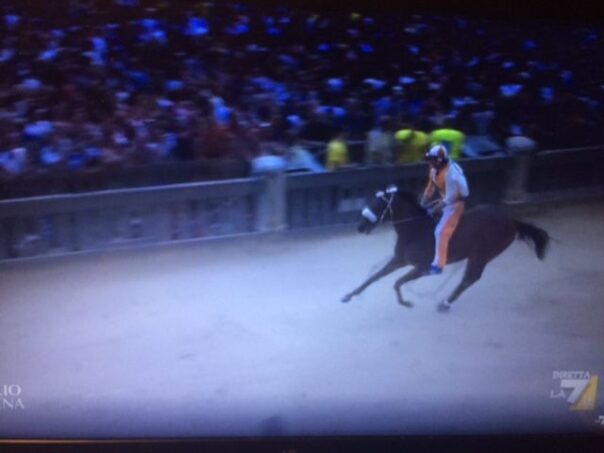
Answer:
[{"left": 427, "top": 264, "right": 443, "bottom": 275}]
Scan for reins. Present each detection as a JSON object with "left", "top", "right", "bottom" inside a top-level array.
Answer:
[{"left": 380, "top": 196, "right": 440, "bottom": 227}]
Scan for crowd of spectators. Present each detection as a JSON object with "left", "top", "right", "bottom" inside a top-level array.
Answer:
[{"left": 1, "top": 0, "right": 603, "bottom": 181}]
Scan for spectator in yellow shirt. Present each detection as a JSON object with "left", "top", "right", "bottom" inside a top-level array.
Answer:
[
  {"left": 326, "top": 128, "right": 350, "bottom": 171},
  {"left": 394, "top": 124, "right": 429, "bottom": 163},
  {"left": 429, "top": 120, "right": 466, "bottom": 160}
]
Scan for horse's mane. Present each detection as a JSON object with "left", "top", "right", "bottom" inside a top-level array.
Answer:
[{"left": 395, "top": 188, "right": 425, "bottom": 213}]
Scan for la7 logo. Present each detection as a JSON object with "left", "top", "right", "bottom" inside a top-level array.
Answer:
[{"left": 560, "top": 379, "right": 590, "bottom": 404}]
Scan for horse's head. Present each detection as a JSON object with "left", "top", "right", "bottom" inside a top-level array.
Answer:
[
  {"left": 357, "top": 185, "right": 425, "bottom": 234},
  {"left": 358, "top": 185, "right": 399, "bottom": 234}
]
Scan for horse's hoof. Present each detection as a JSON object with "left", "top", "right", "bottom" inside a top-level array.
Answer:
[
  {"left": 437, "top": 300, "right": 451, "bottom": 312},
  {"left": 341, "top": 294, "right": 352, "bottom": 303},
  {"left": 398, "top": 299, "right": 413, "bottom": 308}
]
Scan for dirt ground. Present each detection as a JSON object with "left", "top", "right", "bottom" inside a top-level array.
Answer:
[{"left": 1, "top": 202, "right": 604, "bottom": 438}]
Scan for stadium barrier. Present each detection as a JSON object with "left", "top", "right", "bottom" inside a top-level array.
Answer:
[
  {"left": 0, "top": 147, "right": 602, "bottom": 261},
  {"left": 0, "top": 159, "right": 251, "bottom": 200},
  {"left": 526, "top": 146, "right": 603, "bottom": 194},
  {"left": 286, "top": 156, "right": 511, "bottom": 229},
  {"left": 0, "top": 178, "right": 263, "bottom": 260}
]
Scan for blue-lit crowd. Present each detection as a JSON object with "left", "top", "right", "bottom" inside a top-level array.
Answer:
[{"left": 1, "top": 0, "right": 602, "bottom": 179}]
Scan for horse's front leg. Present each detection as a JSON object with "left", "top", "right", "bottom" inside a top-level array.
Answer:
[
  {"left": 342, "top": 256, "right": 403, "bottom": 303},
  {"left": 393, "top": 266, "right": 426, "bottom": 307}
]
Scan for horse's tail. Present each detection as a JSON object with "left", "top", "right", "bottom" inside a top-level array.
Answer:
[{"left": 514, "top": 221, "right": 550, "bottom": 260}]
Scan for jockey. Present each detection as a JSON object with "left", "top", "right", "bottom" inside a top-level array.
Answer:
[{"left": 420, "top": 144, "right": 469, "bottom": 275}]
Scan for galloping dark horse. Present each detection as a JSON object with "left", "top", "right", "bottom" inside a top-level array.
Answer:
[{"left": 341, "top": 185, "right": 550, "bottom": 310}]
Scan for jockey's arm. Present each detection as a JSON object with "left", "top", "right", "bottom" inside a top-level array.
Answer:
[{"left": 420, "top": 173, "right": 436, "bottom": 207}]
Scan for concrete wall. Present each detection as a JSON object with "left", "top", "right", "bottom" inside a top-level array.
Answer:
[{"left": 0, "top": 147, "right": 602, "bottom": 261}]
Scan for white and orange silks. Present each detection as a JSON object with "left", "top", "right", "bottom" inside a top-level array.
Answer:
[{"left": 421, "top": 161, "right": 469, "bottom": 269}]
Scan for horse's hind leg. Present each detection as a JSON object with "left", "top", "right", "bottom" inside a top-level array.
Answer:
[
  {"left": 342, "top": 256, "right": 403, "bottom": 303},
  {"left": 438, "top": 258, "right": 487, "bottom": 311}
]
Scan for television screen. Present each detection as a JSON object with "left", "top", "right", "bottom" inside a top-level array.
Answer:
[{"left": 0, "top": 0, "right": 603, "bottom": 449}]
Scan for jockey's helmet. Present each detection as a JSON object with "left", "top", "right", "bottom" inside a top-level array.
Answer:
[{"left": 425, "top": 144, "right": 449, "bottom": 168}]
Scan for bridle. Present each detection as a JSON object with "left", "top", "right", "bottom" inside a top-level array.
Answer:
[
  {"left": 361, "top": 186, "right": 395, "bottom": 225},
  {"left": 377, "top": 188, "right": 396, "bottom": 223},
  {"left": 361, "top": 187, "right": 439, "bottom": 227}
]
